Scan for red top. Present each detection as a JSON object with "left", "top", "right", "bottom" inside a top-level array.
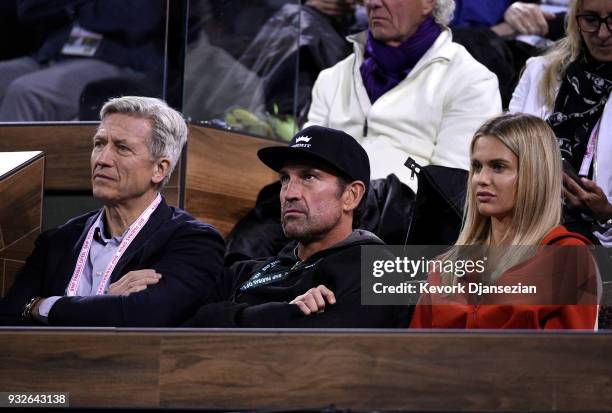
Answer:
[{"left": 410, "top": 225, "right": 599, "bottom": 330}]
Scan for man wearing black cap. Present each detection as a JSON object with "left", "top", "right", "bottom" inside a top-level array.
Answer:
[{"left": 185, "top": 125, "right": 411, "bottom": 327}]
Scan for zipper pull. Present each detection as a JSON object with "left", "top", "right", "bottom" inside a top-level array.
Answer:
[
  {"left": 363, "top": 119, "right": 368, "bottom": 137},
  {"left": 403, "top": 157, "right": 420, "bottom": 180}
]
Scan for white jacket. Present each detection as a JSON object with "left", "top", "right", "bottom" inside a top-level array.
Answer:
[
  {"left": 510, "top": 56, "right": 612, "bottom": 246},
  {"left": 306, "top": 29, "right": 502, "bottom": 193}
]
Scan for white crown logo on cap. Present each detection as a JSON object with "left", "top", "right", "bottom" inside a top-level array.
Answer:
[
  {"left": 258, "top": 125, "right": 370, "bottom": 190},
  {"left": 292, "top": 135, "right": 313, "bottom": 148}
]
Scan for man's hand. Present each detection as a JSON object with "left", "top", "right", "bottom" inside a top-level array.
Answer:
[
  {"left": 305, "top": 0, "right": 355, "bottom": 17},
  {"left": 108, "top": 269, "right": 162, "bottom": 296},
  {"left": 503, "top": 2, "right": 555, "bottom": 36},
  {"left": 563, "top": 173, "right": 612, "bottom": 221},
  {"left": 290, "top": 285, "right": 336, "bottom": 315}
]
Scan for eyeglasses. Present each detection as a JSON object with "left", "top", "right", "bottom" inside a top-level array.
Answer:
[{"left": 576, "top": 13, "right": 612, "bottom": 33}]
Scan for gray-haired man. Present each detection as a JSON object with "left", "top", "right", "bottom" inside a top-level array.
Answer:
[
  {"left": 0, "top": 96, "right": 225, "bottom": 326},
  {"left": 306, "top": 0, "right": 502, "bottom": 194}
]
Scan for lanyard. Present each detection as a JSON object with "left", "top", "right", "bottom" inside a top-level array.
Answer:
[
  {"left": 238, "top": 258, "right": 321, "bottom": 292},
  {"left": 66, "top": 193, "right": 162, "bottom": 296},
  {"left": 579, "top": 118, "right": 601, "bottom": 177}
]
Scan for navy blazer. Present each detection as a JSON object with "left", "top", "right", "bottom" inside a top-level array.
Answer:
[
  {"left": 0, "top": 198, "right": 225, "bottom": 327},
  {"left": 18, "top": 0, "right": 165, "bottom": 72}
]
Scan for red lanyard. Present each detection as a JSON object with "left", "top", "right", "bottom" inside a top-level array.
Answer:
[{"left": 66, "top": 193, "right": 162, "bottom": 296}]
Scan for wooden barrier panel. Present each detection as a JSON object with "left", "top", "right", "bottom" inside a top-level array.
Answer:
[
  {"left": 0, "top": 123, "right": 96, "bottom": 191},
  {"left": 185, "top": 126, "right": 281, "bottom": 237},
  {"left": 0, "top": 152, "right": 44, "bottom": 296},
  {"left": 0, "top": 329, "right": 611, "bottom": 411}
]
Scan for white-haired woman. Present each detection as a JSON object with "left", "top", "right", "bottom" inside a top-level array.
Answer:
[
  {"left": 410, "top": 113, "right": 599, "bottom": 329},
  {"left": 510, "top": 0, "right": 612, "bottom": 246}
]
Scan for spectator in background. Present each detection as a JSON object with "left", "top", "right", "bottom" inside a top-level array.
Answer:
[
  {"left": 236, "top": 0, "right": 356, "bottom": 121},
  {"left": 184, "top": 0, "right": 358, "bottom": 139},
  {"left": 0, "top": 97, "right": 225, "bottom": 326},
  {"left": 510, "top": 0, "right": 612, "bottom": 246},
  {"left": 410, "top": 113, "right": 599, "bottom": 329},
  {"left": 306, "top": 0, "right": 501, "bottom": 195},
  {"left": 305, "top": 0, "right": 356, "bottom": 19},
  {"left": 451, "top": 1, "right": 568, "bottom": 107},
  {"left": 453, "top": 1, "right": 564, "bottom": 38},
  {"left": 0, "top": 0, "right": 165, "bottom": 122},
  {"left": 452, "top": 0, "right": 515, "bottom": 29}
]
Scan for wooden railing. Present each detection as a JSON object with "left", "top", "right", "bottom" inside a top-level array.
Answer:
[
  {"left": 0, "top": 152, "right": 44, "bottom": 297},
  {"left": 0, "top": 328, "right": 610, "bottom": 411}
]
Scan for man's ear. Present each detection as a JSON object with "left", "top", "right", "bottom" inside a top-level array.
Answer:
[
  {"left": 151, "top": 157, "right": 171, "bottom": 185},
  {"left": 343, "top": 181, "right": 366, "bottom": 213},
  {"left": 421, "top": 0, "right": 435, "bottom": 16}
]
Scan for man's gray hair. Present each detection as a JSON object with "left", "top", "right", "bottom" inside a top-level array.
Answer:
[
  {"left": 432, "top": 0, "right": 456, "bottom": 27},
  {"left": 100, "top": 96, "right": 187, "bottom": 186}
]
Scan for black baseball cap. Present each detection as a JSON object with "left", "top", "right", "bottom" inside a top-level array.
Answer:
[{"left": 257, "top": 125, "right": 370, "bottom": 189}]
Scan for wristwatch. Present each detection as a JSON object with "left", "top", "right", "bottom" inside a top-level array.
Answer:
[
  {"left": 21, "top": 297, "right": 42, "bottom": 320},
  {"left": 595, "top": 217, "right": 612, "bottom": 231}
]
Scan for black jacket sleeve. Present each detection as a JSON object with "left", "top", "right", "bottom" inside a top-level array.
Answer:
[
  {"left": 0, "top": 230, "right": 55, "bottom": 325},
  {"left": 184, "top": 242, "right": 413, "bottom": 328},
  {"left": 183, "top": 299, "right": 411, "bottom": 328},
  {"left": 238, "top": 301, "right": 412, "bottom": 328}
]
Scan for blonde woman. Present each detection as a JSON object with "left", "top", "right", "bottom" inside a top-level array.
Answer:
[
  {"left": 510, "top": 0, "right": 612, "bottom": 246},
  {"left": 410, "top": 113, "right": 599, "bottom": 329}
]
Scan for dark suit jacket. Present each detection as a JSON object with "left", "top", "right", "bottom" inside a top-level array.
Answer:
[
  {"left": 0, "top": 198, "right": 225, "bottom": 327},
  {"left": 18, "top": 0, "right": 165, "bottom": 72}
]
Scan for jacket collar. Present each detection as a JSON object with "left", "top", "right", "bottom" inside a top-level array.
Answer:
[
  {"left": 348, "top": 28, "right": 455, "bottom": 79},
  {"left": 109, "top": 196, "right": 172, "bottom": 280},
  {"left": 277, "top": 229, "right": 384, "bottom": 264},
  {"left": 348, "top": 29, "right": 455, "bottom": 114}
]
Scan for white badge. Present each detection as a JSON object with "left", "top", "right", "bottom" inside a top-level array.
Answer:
[{"left": 61, "top": 24, "right": 103, "bottom": 57}]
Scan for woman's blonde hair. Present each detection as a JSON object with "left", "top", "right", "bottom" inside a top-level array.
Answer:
[
  {"left": 438, "top": 114, "right": 563, "bottom": 285},
  {"left": 540, "top": 0, "right": 584, "bottom": 108},
  {"left": 456, "top": 112, "right": 563, "bottom": 247}
]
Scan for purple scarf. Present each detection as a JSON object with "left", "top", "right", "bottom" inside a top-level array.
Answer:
[{"left": 360, "top": 17, "right": 441, "bottom": 104}]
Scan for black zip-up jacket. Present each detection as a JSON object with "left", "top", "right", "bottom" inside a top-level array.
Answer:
[{"left": 185, "top": 230, "right": 412, "bottom": 328}]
